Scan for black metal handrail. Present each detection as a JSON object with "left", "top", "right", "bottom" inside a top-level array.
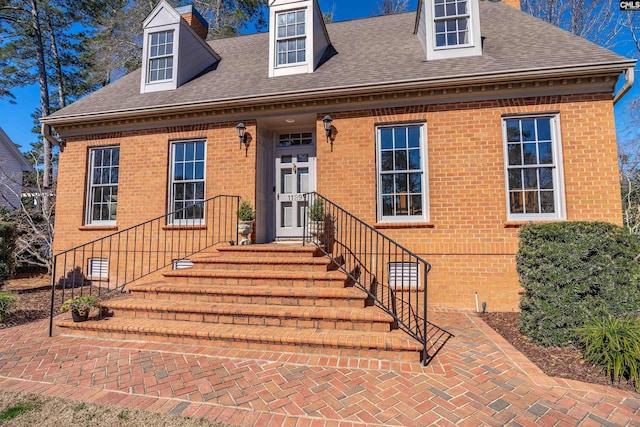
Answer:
[
  {"left": 303, "top": 192, "right": 432, "bottom": 364},
  {"left": 49, "top": 194, "right": 241, "bottom": 336}
]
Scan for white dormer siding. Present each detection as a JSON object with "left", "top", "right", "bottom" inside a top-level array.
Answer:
[
  {"left": 140, "top": 1, "right": 220, "bottom": 94},
  {"left": 268, "top": 0, "right": 331, "bottom": 78},
  {"left": 415, "top": 0, "right": 482, "bottom": 60}
]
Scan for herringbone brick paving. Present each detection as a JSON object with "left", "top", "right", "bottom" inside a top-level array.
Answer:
[{"left": 1, "top": 310, "right": 638, "bottom": 426}]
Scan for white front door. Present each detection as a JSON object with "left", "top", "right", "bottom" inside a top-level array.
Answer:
[{"left": 275, "top": 145, "right": 316, "bottom": 239}]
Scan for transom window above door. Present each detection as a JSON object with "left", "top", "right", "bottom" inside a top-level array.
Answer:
[
  {"left": 376, "top": 124, "right": 429, "bottom": 222},
  {"left": 278, "top": 132, "right": 313, "bottom": 147}
]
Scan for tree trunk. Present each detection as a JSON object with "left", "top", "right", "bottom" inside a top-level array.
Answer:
[
  {"left": 29, "top": 0, "right": 52, "bottom": 193},
  {"left": 46, "top": 6, "right": 66, "bottom": 108}
]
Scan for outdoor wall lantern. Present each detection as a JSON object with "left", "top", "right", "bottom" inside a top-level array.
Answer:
[
  {"left": 322, "top": 115, "right": 333, "bottom": 142},
  {"left": 236, "top": 122, "right": 247, "bottom": 149}
]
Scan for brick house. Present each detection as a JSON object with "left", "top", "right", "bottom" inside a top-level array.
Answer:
[{"left": 42, "top": 0, "right": 635, "bottom": 359}]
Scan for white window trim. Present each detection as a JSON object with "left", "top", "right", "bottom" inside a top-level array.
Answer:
[
  {"left": 376, "top": 123, "right": 430, "bottom": 223},
  {"left": 85, "top": 146, "right": 119, "bottom": 226},
  {"left": 147, "top": 30, "right": 175, "bottom": 84},
  {"left": 168, "top": 139, "right": 207, "bottom": 226},
  {"left": 140, "top": 23, "right": 179, "bottom": 93},
  {"left": 424, "top": 0, "right": 481, "bottom": 60},
  {"left": 502, "top": 114, "right": 566, "bottom": 221},
  {"left": 275, "top": 9, "right": 307, "bottom": 68},
  {"left": 268, "top": 4, "right": 312, "bottom": 77}
]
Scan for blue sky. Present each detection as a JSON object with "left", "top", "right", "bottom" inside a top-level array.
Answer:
[{"left": 0, "top": 0, "right": 637, "bottom": 153}]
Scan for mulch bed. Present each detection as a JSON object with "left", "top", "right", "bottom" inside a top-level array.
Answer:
[
  {"left": 0, "top": 273, "right": 119, "bottom": 330},
  {"left": 481, "top": 312, "right": 637, "bottom": 393}
]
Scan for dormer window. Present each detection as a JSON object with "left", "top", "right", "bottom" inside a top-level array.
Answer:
[
  {"left": 276, "top": 10, "right": 306, "bottom": 66},
  {"left": 434, "top": 0, "right": 469, "bottom": 47},
  {"left": 268, "top": 0, "right": 331, "bottom": 78},
  {"left": 140, "top": 1, "right": 219, "bottom": 94},
  {"left": 148, "top": 30, "right": 174, "bottom": 82},
  {"left": 415, "top": 0, "right": 481, "bottom": 61}
]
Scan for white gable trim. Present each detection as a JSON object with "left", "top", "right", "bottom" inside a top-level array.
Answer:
[{"left": 143, "top": 0, "right": 180, "bottom": 28}]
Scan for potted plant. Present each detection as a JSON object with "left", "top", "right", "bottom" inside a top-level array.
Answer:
[
  {"left": 307, "top": 198, "right": 326, "bottom": 245},
  {"left": 237, "top": 200, "right": 255, "bottom": 245},
  {"left": 60, "top": 295, "right": 100, "bottom": 322}
]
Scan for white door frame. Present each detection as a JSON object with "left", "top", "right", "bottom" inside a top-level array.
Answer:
[{"left": 274, "top": 138, "right": 316, "bottom": 239}]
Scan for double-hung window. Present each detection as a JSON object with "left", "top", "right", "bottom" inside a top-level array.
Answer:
[
  {"left": 148, "top": 30, "right": 174, "bottom": 83},
  {"left": 276, "top": 10, "right": 306, "bottom": 66},
  {"left": 434, "top": 0, "right": 470, "bottom": 47},
  {"left": 376, "top": 125, "right": 428, "bottom": 222},
  {"left": 86, "top": 147, "right": 119, "bottom": 225},
  {"left": 503, "top": 115, "right": 565, "bottom": 220},
  {"left": 169, "top": 140, "right": 206, "bottom": 224}
]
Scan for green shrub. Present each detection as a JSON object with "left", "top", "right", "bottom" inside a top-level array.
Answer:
[
  {"left": 0, "top": 291, "right": 17, "bottom": 321},
  {"left": 0, "top": 222, "right": 16, "bottom": 286},
  {"left": 576, "top": 316, "right": 640, "bottom": 390},
  {"left": 517, "top": 222, "right": 640, "bottom": 347},
  {"left": 308, "top": 198, "right": 325, "bottom": 222},
  {"left": 237, "top": 201, "right": 255, "bottom": 221}
]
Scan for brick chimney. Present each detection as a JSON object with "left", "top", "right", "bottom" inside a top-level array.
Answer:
[
  {"left": 176, "top": 5, "right": 209, "bottom": 40},
  {"left": 502, "top": 0, "right": 521, "bottom": 9}
]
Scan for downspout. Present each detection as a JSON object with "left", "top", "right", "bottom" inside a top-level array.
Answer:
[
  {"left": 613, "top": 66, "right": 635, "bottom": 105},
  {"left": 41, "top": 123, "right": 66, "bottom": 152}
]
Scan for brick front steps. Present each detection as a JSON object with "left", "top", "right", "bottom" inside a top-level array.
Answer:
[{"left": 55, "top": 244, "right": 423, "bottom": 361}]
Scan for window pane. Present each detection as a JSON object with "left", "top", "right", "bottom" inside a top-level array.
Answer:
[
  {"left": 524, "top": 191, "right": 539, "bottom": 213},
  {"left": 408, "top": 127, "right": 420, "bottom": 148},
  {"left": 382, "top": 196, "right": 393, "bottom": 216},
  {"left": 508, "top": 144, "right": 522, "bottom": 166},
  {"left": 380, "top": 128, "right": 393, "bottom": 150},
  {"left": 409, "top": 173, "right": 422, "bottom": 193},
  {"left": 381, "top": 174, "right": 394, "bottom": 194},
  {"left": 537, "top": 118, "right": 551, "bottom": 141},
  {"left": 395, "top": 195, "right": 409, "bottom": 215},
  {"left": 395, "top": 173, "right": 408, "bottom": 193},
  {"left": 186, "top": 143, "right": 194, "bottom": 160},
  {"left": 506, "top": 121, "right": 520, "bottom": 142},
  {"left": 523, "top": 169, "right": 538, "bottom": 189},
  {"left": 540, "top": 191, "right": 555, "bottom": 213},
  {"left": 185, "top": 163, "right": 194, "bottom": 180},
  {"left": 196, "top": 142, "right": 205, "bottom": 159},
  {"left": 508, "top": 169, "right": 522, "bottom": 190},
  {"left": 381, "top": 151, "right": 394, "bottom": 171},
  {"left": 435, "top": 4, "right": 445, "bottom": 16},
  {"left": 410, "top": 195, "right": 423, "bottom": 215},
  {"left": 521, "top": 119, "right": 536, "bottom": 141},
  {"left": 538, "top": 142, "right": 552, "bottom": 164},
  {"left": 539, "top": 167, "right": 553, "bottom": 189},
  {"left": 195, "top": 162, "right": 204, "bottom": 180},
  {"left": 395, "top": 150, "right": 408, "bottom": 171},
  {"left": 523, "top": 143, "right": 537, "bottom": 165},
  {"left": 394, "top": 128, "right": 406, "bottom": 148},
  {"left": 457, "top": 1, "right": 467, "bottom": 14},
  {"left": 408, "top": 149, "right": 421, "bottom": 170},
  {"left": 436, "top": 34, "right": 446, "bottom": 46},
  {"left": 510, "top": 191, "right": 523, "bottom": 213}
]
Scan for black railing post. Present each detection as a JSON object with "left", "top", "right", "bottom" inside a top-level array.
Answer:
[{"left": 48, "top": 255, "right": 58, "bottom": 337}]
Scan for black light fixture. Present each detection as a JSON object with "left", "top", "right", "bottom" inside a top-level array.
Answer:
[
  {"left": 236, "top": 122, "right": 247, "bottom": 149},
  {"left": 322, "top": 115, "right": 333, "bottom": 142}
]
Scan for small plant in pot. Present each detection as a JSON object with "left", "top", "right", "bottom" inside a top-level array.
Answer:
[
  {"left": 307, "top": 198, "right": 326, "bottom": 245},
  {"left": 237, "top": 200, "right": 255, "bottom": 245},
  {"left": 60, "top": 295, "right": 100, "bottom": 322}
]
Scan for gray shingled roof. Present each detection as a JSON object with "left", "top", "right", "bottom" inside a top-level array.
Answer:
[{"left": 45, "top": 1, "right": 633, "bottom": 122}]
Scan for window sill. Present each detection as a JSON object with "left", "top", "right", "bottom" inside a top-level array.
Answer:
[
  {"left": 79, "top": 226, "right": 118, "bottom": 231},
  {"left": 504, "top": 219, "right": 564, "bottom": 228},
  {"left": 162, "top": 225, "right": 207, "bottom": 231},
  {"left": 374, "top": 222, "right": 434, "bottom": 230}
]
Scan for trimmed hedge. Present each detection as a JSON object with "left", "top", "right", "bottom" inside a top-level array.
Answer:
[
  {"left": 517, "top": 222, "right": 640, "bottom": 347},
  {"left": 0, "top": 222, "right": 15, "bottom": 286}
]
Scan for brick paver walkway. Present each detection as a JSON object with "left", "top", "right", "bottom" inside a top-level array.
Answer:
[{"left": 0, "top": 310, "right": 638, "bottom": 426}]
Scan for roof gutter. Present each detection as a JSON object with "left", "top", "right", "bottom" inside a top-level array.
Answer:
[
  {"left": 613, "top": 66, "right": 635, "bottom": 105},
  {"left": 41, "top": 123, "right": 66, "bottom": 151}
]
